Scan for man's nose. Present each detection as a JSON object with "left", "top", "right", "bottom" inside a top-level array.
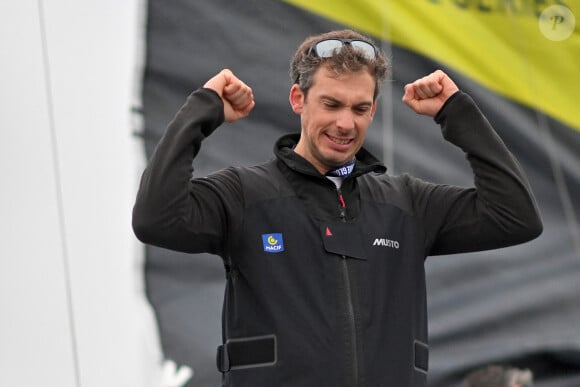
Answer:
[{"left": 336, "top": 109, "right": 355, "bottom": 130}]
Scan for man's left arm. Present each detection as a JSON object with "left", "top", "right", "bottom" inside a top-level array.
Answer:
[{"left": 403, "top": 70, "right": 543, "bottom": 255}]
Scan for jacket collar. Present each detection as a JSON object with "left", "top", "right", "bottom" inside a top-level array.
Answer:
[{"left": 273, "top": 133, "right": 387, "bottom": 178}]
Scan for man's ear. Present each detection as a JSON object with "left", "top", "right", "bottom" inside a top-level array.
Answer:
[
  {"left": 289, "top": 84, "right": 304, "bottom": 114},
  {"left": 370, "top": 101, "right": 377, "bottom": 121}
]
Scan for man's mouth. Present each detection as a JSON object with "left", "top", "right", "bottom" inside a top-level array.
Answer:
[{"left": 327, "top": 134, "right": 352, "bottom": 145}]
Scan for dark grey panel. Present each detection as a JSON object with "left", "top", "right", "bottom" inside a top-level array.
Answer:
[{"left": 141, "top": 1, "right": 580, "bottom": 386}]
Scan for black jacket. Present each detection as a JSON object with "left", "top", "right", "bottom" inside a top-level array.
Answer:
[{"left": 133, "top": 88, "right": 542, "bottom": 386}]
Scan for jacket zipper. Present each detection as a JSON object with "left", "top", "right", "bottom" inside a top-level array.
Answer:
[{"left": 337, "top": 188, "right": 359, "bottom": 386}]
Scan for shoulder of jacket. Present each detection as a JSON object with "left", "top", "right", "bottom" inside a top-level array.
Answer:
[
  {"left": 231, "top": 160, "right": 294, "bottom": 206},
  {"left": 358, "top": 173, "right": 417, "bottom": 214}
]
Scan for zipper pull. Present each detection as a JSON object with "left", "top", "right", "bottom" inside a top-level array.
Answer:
[
  {"left": 337, "top": 189, "right": 346, "bottom": 220},
  {"left": 338, "top": 193, "right": 346, "bottom": 208}
]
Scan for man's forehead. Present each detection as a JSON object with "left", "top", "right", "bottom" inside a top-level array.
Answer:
[{"left": 310, "top": 67, "right": 375, "bottom": 102}]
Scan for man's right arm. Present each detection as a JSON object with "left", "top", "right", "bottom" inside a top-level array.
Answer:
[
  {"left": 132, "top": 88, "right": 228, "bottom": 253},
  {"left": 132, "top": 70, "right": 255, "bottom": 254}
]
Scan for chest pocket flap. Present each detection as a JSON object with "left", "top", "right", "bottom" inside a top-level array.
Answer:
[{"left": 320, "top": 222, "right": 367, "bottom": 260}]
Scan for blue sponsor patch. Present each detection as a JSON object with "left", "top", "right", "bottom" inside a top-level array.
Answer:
[{"left": 262, "top": 233, "right": 284, "bottom": 253}]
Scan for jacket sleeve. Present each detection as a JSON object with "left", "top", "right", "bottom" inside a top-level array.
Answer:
[
  {"left": 409, "top": 91, "right": 543, "bottom": 256},
  {"left": 132, "top": 88, "right": 242, "bottom": 256}
]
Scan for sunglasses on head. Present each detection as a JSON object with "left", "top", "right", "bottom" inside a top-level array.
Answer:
[{"left": 307, "top": 38, "right": 378, "bottom": 60}]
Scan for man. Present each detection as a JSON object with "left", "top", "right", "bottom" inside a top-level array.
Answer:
[{"left": 133, "top": 29, "right": 542, "bottom": 386}]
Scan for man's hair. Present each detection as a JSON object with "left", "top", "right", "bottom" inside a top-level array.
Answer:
[
  {"left": 463, "top": 365, "right": 534, "bottom": 387},
  {"left": 289, "top": 29, "right": 390, "bottom": 101}
]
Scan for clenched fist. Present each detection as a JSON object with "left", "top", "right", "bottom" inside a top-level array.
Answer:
[
  {"left": 204, "top": 69, "right": 255, "bottom": 123},
  {"left": 402, "top": 70, "right": 459, "bottom": 117}
]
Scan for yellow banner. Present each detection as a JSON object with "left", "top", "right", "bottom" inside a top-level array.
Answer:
[{"left": 285, "top": 0, "right": 580, "bottom": 131}]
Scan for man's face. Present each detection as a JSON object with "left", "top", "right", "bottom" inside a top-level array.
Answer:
[{"left": 290, "top": 66, "right": 377, "bottom": 174}]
